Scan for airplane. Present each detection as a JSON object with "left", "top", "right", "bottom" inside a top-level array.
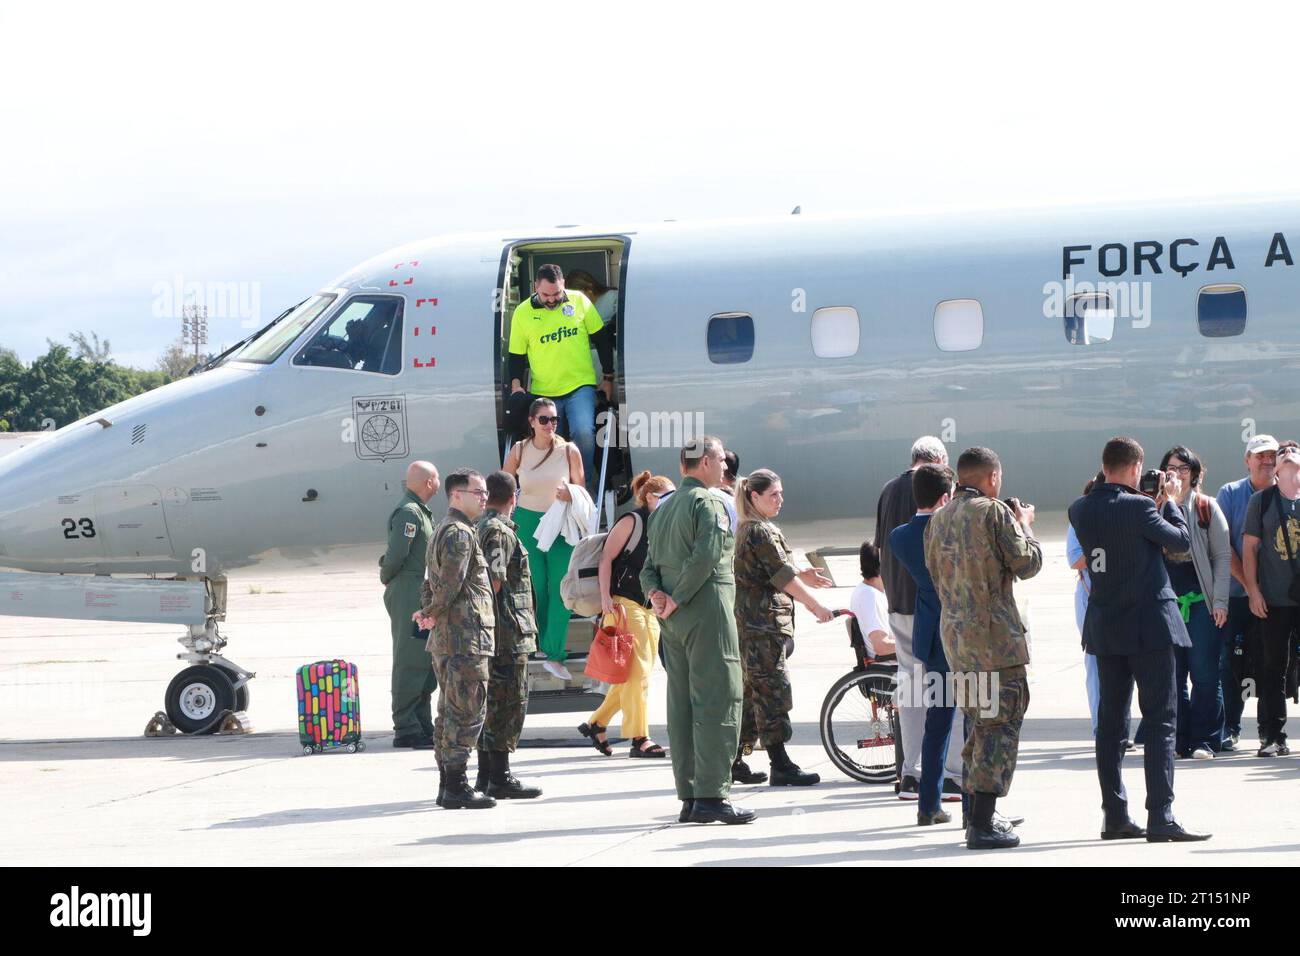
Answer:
[{"left": 1, "top": 196, "right": 1295, "bottom": 733}]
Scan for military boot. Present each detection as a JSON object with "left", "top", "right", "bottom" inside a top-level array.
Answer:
[
  {"left": 768, "top": 743, "right": 820, "bottom": 787},
  {"left": 441, "top": 768, "right": 497, "bottom": 810},
  {"left": 731, "top": 745, "right": 768, "bottom": 785},
  {"left": 486, "top": 751, "right": 542, "bottom": 800},
  {"left": 474, "top": 748, "right": 490, "bottom": 793},
  {"left": 436, "top": 770, "right": 446, "bottom": 808}
]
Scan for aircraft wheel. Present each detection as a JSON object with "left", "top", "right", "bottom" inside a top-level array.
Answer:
[
  {"left": 210, "top": 663, "right": 250, "bottom": 712},
  {"left": 165, "top": 665, "right": 237, "bottom": 734}
]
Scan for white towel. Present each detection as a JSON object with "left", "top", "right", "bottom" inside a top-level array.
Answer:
[{"left": 533, "top": 483, "right": 596, "bottom": 552}]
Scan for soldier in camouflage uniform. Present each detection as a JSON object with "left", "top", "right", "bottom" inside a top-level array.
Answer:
[
  {"left": 379, "top": 460, "right": 439, "bottom": 748},
  {"left": 923, "top": 446, "right": 1041, "bottom": 849},
  {"left": 473, "top": 471, "right": 543, "bottom": 799},
  {"left": 415, "top": 469, "right": 497, "bottom": 810},
  {"left": 732, "top": 468, "right": 834, "bottom": 786}
]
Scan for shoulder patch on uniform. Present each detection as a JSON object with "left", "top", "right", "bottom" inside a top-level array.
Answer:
[
  {"left": 403, "top": 522, "right": 417, "bottom": 538},
  {"left": 717, "top": 510, "right": 732, "bottom": 533}
]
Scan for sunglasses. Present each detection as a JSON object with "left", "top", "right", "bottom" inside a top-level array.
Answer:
[{"left": 535, "top": 415, "right": 558, "bottom": 425}]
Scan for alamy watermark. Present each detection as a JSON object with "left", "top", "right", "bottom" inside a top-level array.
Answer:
[
  {"left": 596, "top": 405, "right": 705, "bottom": 449},
  {"left": 152, "top": 275, "right": 262, "bottom": 328}
]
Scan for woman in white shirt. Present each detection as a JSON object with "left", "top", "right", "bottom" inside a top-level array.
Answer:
[{"left": 504, "top": 397, "right": 585, "bottom": 681}]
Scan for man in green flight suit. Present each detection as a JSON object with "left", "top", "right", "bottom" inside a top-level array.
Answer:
[
  {"left": 473, "top": 470, "right": 543, "bottom": 800},
  {"left": 379, "top": 460, "right": 439, "bottom": 749},
  {"left": 641, "top": 436, "right": 755, "bottom": 826},
  {"left": 415, "top": 469, "right": 497, "bottom": 810}
]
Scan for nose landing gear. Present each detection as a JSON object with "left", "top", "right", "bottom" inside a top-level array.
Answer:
[{"left": 154, "top": 620, "right": 254, "bottom": 735}]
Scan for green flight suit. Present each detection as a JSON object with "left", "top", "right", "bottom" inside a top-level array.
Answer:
[
  {"left": 640, "top": 475, "right": 741, "bottom": 800},
  {"left": 379, "top": 489, "right": 437, "bottom": 739}
]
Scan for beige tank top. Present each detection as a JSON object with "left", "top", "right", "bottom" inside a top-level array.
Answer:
[{"left": 515, "top": 438, "right": 573, "bottom": 513}]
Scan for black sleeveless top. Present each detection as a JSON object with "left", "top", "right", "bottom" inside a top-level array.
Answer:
[{"left": 611, "top": 506, "right": 651, "bottom": 607}]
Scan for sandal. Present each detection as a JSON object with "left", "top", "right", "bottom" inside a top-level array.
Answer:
[
  {"left": 578, "top": 721, "right": 613, "bottom": 756},
  {"left": 630, "top": 737, "right": 667, "bottom": 758}
]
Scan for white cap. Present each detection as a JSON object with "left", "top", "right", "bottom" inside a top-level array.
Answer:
[{"left": 1247, "top": 434, "right": 1279, "bottom": 455}]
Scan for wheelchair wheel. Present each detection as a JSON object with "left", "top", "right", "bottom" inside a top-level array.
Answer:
[{"left": 819, "top": 666, "right": 899, "bottom": 784}]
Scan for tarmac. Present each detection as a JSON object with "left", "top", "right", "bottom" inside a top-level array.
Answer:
[{"left": 2, "top": 528, "right": 1298, "bottom": 867}]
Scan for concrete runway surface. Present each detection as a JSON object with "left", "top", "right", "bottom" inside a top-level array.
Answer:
[{"left": 3, "top": 530, "right": 1298, "bottom": 867}]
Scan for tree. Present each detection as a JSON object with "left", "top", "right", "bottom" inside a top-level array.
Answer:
[
  {"left": 67, "top": 331, "right": 112, "bottom": 363},
  {"left": 157, "top": 338, "right": 197, "bottom": 379}
]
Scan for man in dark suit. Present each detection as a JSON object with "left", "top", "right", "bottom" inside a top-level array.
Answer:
[{"left": 1068, "top": 436, "right": 1211, "bottom": 842}]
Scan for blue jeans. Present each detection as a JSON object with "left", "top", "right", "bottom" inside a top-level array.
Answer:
[
  {"left": 552, "top": 384, "right": 597, "bottom": 495},
  {"left": 1219, "top": 595, "right": 1252, "bottom": 740},
  {"left": 1174, "top": 601, "right": 1225, "bottom": 754}
]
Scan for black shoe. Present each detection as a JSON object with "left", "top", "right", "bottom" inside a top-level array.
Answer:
[
  {"left": 441, "top": 770, "right": 497, "bottom": 810},
  {"left": 768, "top": 743, "right": 820, "bottom": 787},
  {"left": 917, "top": 808, "right": 951, "bottom": 826},
  {"left": 687, "top": 799, "right": 756, "bottom": 825},
  {"left": 486, "top": 751, "right": 542, "bottom": 799},
  {"left": 1121, "top": 738, "right": 1135, "bottom": 751},
  {"left": 678, "top": 799, "right": 695, "bottom": 823},
  {"left": 731, "top": 756, "right": 768, "bottom": 785},
  {"left": 394, "top": 733, "right": 436, "bottom": 749},
  {"left": 1101, "top": 818, "right": 1147, "bottom": 840},
  {"left": 1146, "top": 821, "right": 1211, "bottom": 843},
  {"left": 897, "top": 775, "right": 920, "bottom": 801},
  {"left": 941, "top": 778, "right": 963, "bottom": 802},
  {"left": 966, "top": 824, "right": 1021, "bottom": 849}
]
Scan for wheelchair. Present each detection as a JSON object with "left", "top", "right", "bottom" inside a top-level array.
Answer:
[{"left": 818, "top": 611, "right": 902, "bottom": 784}]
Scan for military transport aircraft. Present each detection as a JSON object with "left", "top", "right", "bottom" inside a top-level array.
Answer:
[{"left": 0, "top": 198, "right": 1294, "bottom": 731}]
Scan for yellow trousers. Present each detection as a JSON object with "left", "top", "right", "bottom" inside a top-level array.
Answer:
[{"left": 588, "top": 596, "right": 660, "bottom": 739}]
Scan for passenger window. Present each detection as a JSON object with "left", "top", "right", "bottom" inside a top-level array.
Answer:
[
  {"left": 294, "top": 296, "right": 404, "bottom": 374},
  {"left": 811, "top": 307, "right": 859, "bottom": 358},
  {"left": 707, "top": 313, "right": 754, "bottom": 364},
  {"left": 1064, "top": 292, "right": 1114, "bottom": 345},
  {"left": 1198, "top": 284, "right": 1246, "bottom": 337},
  {"left": 934, "top": 299, "right": 983, "bottom": 352}
]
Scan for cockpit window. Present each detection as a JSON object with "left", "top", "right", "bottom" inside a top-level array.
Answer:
[
  {"left": 233, "top": 295, "right": 336, "bottom": 364},
  {"left": 293, "top": 295, "right": 404, "bottom": 374}
]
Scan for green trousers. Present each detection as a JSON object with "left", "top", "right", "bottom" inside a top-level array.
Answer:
[
  {"left": 513, "top": 506, "right": 575, "bottom": 663},
  {"left": 432, "top": 653, "right": 490, "bottom": 772},
  {"left": 481, "top": 651, "right": 530, "bottom": 752},
  {"left": 385, "top": 574, "right": 437, "bottom": 738},
  {"left": 660, "top": 582, "right": 742, "bottom": 800}
]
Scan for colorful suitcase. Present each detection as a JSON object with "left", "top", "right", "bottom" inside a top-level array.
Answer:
[{"left": 296, "top": 660, "right": 365, "bottom": 754}]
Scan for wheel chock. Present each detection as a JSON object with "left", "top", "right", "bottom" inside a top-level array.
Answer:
[
  {"left": 215, "top": 710, "right": 253, "bottom": 735},
  {"left": 144, "top": 711, "right": 180, "bottom": 737}
]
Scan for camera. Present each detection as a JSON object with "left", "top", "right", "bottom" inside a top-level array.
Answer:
[
  {"left": 1003, "top": 497, "right": 1031, "bottom": 511},
  {"left": 1138, "top": 469, "right": 1165, "bottom": 497}
]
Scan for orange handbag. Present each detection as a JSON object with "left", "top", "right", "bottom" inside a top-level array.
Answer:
[{"left": 585, "top": 605, "right": 635, "bottom": 684}]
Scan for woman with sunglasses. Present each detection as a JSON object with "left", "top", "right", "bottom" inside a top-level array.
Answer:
[{"left": 505, "top": 397, "right": 585, "bottom": 681}]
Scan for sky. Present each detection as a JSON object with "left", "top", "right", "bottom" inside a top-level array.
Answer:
[{"left": 1, "top": 1, "right": 1298, "bottom": 367}]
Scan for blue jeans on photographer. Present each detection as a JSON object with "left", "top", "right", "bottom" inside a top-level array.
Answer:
[
  {"left": 1174, "top": 600, "right": 1225, "bottom": 754},
  {"left": 552, "top": 384, "right": 597, "bottom": 495}
]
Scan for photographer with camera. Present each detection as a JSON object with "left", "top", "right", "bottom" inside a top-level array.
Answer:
[
  {"left": 1068, "top": 437, "right": 1210, "bottom": 842},
  {"left": 1242, "top": 440, "right": 1300, "bottom": 757}
]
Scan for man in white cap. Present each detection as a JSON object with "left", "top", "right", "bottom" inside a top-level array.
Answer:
[
  {"left": 1217, "top": 434, "right": 1279, "bottom": 751},
  {"left": 1242, "top": 440, "right": 1300, "bottom": 756}
]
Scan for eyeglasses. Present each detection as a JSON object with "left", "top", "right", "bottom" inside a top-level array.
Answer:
[
  {"left": 456, "top": 488, "right": 488, "bottom": 498},
  {"left": 535, "top": 415, "right": 558, "bottom": 425},
  {"left": 1167, "top": 464, "right": 1192, "bottom": 474}
]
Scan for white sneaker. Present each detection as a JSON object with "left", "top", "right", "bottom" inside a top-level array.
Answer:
[
  {"left": 542, "top": 660, "right": 574, "bottom": 681},
  {"left": 1258, "top": 740, "right": 1280, "bottom": 757},
  {"left": 1192, "top": 746, "right": 1214, "bottom": 760}
]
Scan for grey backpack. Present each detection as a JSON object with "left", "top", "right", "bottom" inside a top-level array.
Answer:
[{"left": 560, "top": 511, "right": 644, "bottom": 616}]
